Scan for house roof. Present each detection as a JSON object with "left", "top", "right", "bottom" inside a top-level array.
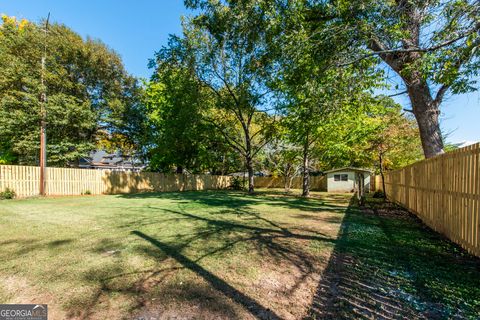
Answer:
[
  {"left": 79, "top": 150, "right": 145, "bottom": 169},
  {"left": 324, "top": 167, "right": 373, "bottom": 174},
  {"left": 90, "top": 150, "right": 124, "bottom": 165}
]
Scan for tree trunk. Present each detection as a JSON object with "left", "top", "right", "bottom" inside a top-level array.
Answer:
[
  {"left": 284, "top": 163, "right": 292, "bottom": 192},
  {"left": 287, "top": 177, "right": 293, "bottom": 193},
  {"left": 246, "top": 157, "right": 254, "bottom": 194},
  {"left": 356, "top": 173, "right": 365, "bottom": 206},
  {"left": 379, "top": 152, "right": 386, "bottom": 199},
  {"left": 368, "top": 20, "right": 445, "bottom": 159},
  {"left": 302, "top": 144, "right": 310, "bottom": 197},
  {"left": 407, "top": 80, "right": 445, "bottom": 158},
  {"left": 285, "top": 174, "right": 294, "bottom": 193},
  {"left": 242, "top": 121, "right": 255, "bottom": 194}
]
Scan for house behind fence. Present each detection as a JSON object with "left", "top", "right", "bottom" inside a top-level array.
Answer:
[
  {"left": 0, "top": 165, "right": 232, "bottom": 197},
  {"left": 381, "top": 142, "right": 480, "bottom": 257},
  {"left": 78, "top": 150, "right": 146, "bottom": 172}
]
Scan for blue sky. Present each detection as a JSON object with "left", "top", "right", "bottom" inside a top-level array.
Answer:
[{"left": 1, "top": 0, "right": 479, "bottom": 145}]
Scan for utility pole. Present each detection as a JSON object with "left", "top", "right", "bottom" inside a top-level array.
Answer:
[{"left": 39, "top": 13, "right": 50, "bottom": 196}]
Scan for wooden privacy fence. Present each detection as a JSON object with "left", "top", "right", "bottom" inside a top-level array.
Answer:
[
  {"left": 254, "top": 176, "right": 327, "bottom": 191},
  {"left": 383, "top": 143, "right": 480, "bottom": 257},
  {"left": 371, "top": 175, "right": 383, "bottom": 192},
  {"left": 0, "top": 165, "right": 232, "bottom": 198}
]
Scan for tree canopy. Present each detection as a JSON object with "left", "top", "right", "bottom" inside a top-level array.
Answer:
[
  {"left": 0, "top": 16, "right": 144, "bottom": 165},
  {"left": 145, "top": 37, "right": 242, "bottom": 174},
  {"left": 296, "top": 0, "right": 479, "bottom": 158}
]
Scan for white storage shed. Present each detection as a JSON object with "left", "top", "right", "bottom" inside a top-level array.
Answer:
[{"left": 324, "top": 167, "right": 372, "bottom": 193}]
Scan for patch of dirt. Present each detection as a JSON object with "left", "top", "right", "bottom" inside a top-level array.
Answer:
[
  {"left": 127, "top": 233, "right": 336, "bottom": 320},
  {"left": 0, "top": 275, "right": 67, "bottom": 319},
  {"left": 131, "top": 279, "right": 253, "bottom": 320},
  {"left": 361, "top": 200, "right": 416, "bottom": 220},
  {"left": 253, "top": 266, "right": 317, "bottom": 319}
]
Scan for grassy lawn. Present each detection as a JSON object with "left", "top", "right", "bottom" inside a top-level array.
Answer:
[{"left": 0, "top": 190, "right": 479, "bottom": 319}]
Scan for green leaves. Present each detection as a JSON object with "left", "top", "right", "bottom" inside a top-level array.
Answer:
[
  {"left": 145, "top": 44, "right": 238, "bottom": 173},
  {"left": 0, "top": 17, "right": 143, "bottom": 166}
]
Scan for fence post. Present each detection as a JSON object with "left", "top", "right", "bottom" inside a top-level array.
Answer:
[{"left": 440, "top": 154, "right": 446, "bottom": 234}]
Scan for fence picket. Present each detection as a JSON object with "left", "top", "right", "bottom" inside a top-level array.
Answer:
[
  {"left": 0, "top": 166, "right": 232, "bottom": 198},
  {"left": 381, "top": 142, "right": 480, "bottom": 257}
]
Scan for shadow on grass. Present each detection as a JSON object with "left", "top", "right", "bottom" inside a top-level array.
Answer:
[
  {"left": 72, "top": 190, "right": 345, "bottom": 319},
  {"left": 132, "top": 230, "right": 283, "bottom": 320},
  {"left": 156, "top": 208, "right": 336, "bottom": 243},
  {"left": 306, "top": 198, "right": 480, "bottom": 319},
  {"left": 118, "top": 190, "right": 347, "bottom": 213}
]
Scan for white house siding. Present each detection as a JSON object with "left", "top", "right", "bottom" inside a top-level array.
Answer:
[{"left": 327, "top": 171, "right": 371, "bottom": 193}]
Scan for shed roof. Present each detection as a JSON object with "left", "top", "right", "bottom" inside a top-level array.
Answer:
[{"left": 324, "top": 167, "right": 373, "bottom": 174}]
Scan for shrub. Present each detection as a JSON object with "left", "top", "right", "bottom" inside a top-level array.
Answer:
[
  {"left": 0, "top": 188, "right": 16, "bottom": 200},
  {"left": 372, "top": 190, "right": 385, "bottom": 198},
  {"left": 230, "top": 176, "right": 245, "bottom": 190},
  {"left": 82, "top": 190, "right": 92, "bottom": 195}
]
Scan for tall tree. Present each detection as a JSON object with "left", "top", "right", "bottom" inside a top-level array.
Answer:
[
  {"left": 146, "top": 39, "right": 241, "bottom": 174},
  {"left": 305, "top": 0, "right": 480, "bottom": 158},
  {"left": 280, "top": 70, "right": 371, "bottom": 197},
  {"left": 0, "top": 16, "right": 143, "bottom": 166},
  {"left": 182, "top": 1, "right": 278, "bottom": 193},
  {"left": 273, "top": 19, "right": 380, "bottom": 196}
]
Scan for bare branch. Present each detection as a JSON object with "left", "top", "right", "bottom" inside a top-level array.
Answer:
[
  {"left": 251, "top": 136, "right": 274, "bottom": 158},
  {"left": 203, "top": 117, "right": 247, "bottom": 155},
  {"left": 342, "top": 23, "right": 480, "bottom": 67},
  {"left": 387, "top": 90, "right": 408, "bottom": 97},
  {"left": 197, "top": 77, "right": 245, "bottom": 123},
  {"left": 434, "top": 84, "right": 449, "bottom": 106}
]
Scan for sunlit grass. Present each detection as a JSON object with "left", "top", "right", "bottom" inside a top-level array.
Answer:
[
  {"left": 1, "top": 190, "right": 479, "bottom": 319},
  {"left": 0, "top": 190, "right": 348, "bottom": 319}
]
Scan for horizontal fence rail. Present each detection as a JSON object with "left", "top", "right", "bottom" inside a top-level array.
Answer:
[
  {"left": 0, "top": 165, "right": 232, "bottom": 198},
  {"left": 254, "top": 176, "right": 327, "bottom": 191},
  {"left": 382, "top": 143, "right": 480, "bottom": 257}
]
